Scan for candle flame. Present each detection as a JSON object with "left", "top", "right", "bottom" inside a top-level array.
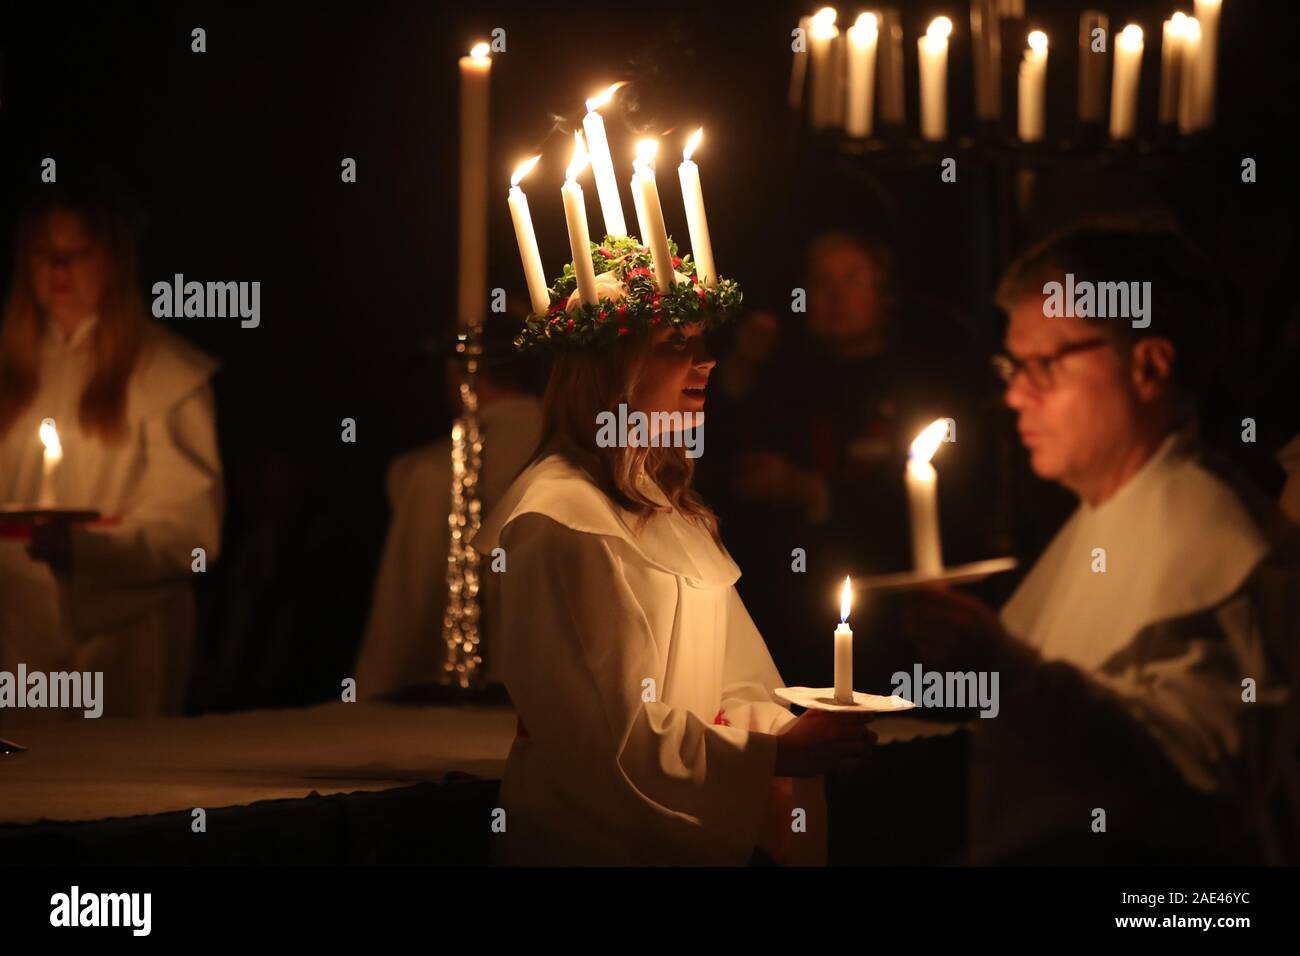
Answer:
[
  {"left": 511, "top": 155, "right": 541, "bottom": 187},
  {"left": 1028, "top": 30, "right": 1048, "bottom": 55},
  {"left": 839, "top": 576, "right": 852, "bottom": 623},
  {"left": 927, "top": 16, "right": 953, "bottom": 40},
  {"left": 909, "top": 418, "right": 949, "bottom": 467},
  {"left": 683, "top": 128, "right": 703, "bottom": 162},
  {"left": 566, "top": 132, "right": 590, "bottom": 182},
  {"left": 811, "top": 7, "right": 838, "bottom": 39},
  {"left": 1184, "top": 16, "right": 1201, "bottom": 42},
  {"left": 469, "top": 41, "right": 490, "bottom": 59},
  {"left": 634, "top": 138, "right": 658, "bottom": 169},
  {"left": 585, "top": 82, "right": 627, "bottom": 112},
  {"left": 849, "top": 11, "right": 878, "bottom": 43},
  {"left": 39, "top": 417, "right": 61, "bottom": 455},
  {"left": 1119, "top": 24, "right": 1144, "bottom": 51},
  {"left": 1168, "top": 11, "right": 1188, "bottom": 34}
]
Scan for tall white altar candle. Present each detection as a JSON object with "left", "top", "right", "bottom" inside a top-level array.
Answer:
[
  {"left": 581, "top": 83, "right": 628, "bottom": 239},
  {"left": 907, "top": 419, "right": 948, "bottom": 575},
  {"left": 1017, "top": 30, "right": 1048, "bottom": 142},
  {"left": 507, "top": 156, "right": 549, "bottom": 316},
  {"left": 1193, "top": 0, "right": 1221, "bottom": 130},
  {"left": 561, "top": 133, "right": 598, "bottom": 307},
  {"left": 1159, "top": 14, "right": 1189, "bottom": 127},
  {"left": 808, "top": 7, "right": 839, "bottom": 129},
  {"left": 846, "top": 13, "right": 879, "bottom": 138},
  {"left": 1108, "top": 24, "right": 1144, "bottom": 140},
  {"left": 38, "top": 418, "right": 62, "bottom": 508},
  {"left": 1178, "top": 18, "right": 1203, "bottom": 134},
  {"left": 632, "top": 140, "right": 674, "bottom": 294},
  {"left": 457, "top": 42, "right": 491, "bottom": 331},
  {"left": 834, "top": 576, "right": 854, "bottom": 705},
  {"left": 918, "top": 17, "right": 952, "bottom": 142},
  {"left": 677, "top": 129, "right": 715, "bottom": 288}
]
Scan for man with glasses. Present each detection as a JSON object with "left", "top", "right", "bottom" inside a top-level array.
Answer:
[{"left": 908, "top": 217, "right": 1298, "bottom": 863}]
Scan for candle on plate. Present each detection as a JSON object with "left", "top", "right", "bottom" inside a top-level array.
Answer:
[
  {"left": 919, "top": 16, "right": 952, "bottom": 142},
  {"left": 1158, "top": 13, "right": 1189, "bottom": 127},
  {"left": 907, "top": 419, "right": 949, "bottom": 575},
  {"left": 1018, "top": 30, "right": 1048, "bottom": 142},
  {"left": 561, "top": 132, "right": 598, "bottom": 307},
  {"left": 631, "top": 140, "right": 674, "bottom": 294},
  {"left": 1193, "top": 0, "right": 1221, "bottom": 130},
  {"left": 834, "top": 576, "right": 854, "bottom": 705},
  {"left": 457, "top": 41, "right": 491, "bottom": 331},
  {"left": 581, "top": 83, "right": 628, "bottom": 239},
  {"left": 38, "top": 418, "right": 62, "bottom": 508},
  {"left": 1178, "top": 18, "right": 1203, "bottom": 134},
  {"left": 507, "top": 156, "right": 550, "bottom": 316},
  {"left": 845, "top": 13, "right": 878, "bottom": 138},
  {"left": 677, "top": 129, "right": 715, "bottom": 288},
  {"left": 1108, "top": 24, "right": 1144, "bottom": 140},
  {"left": 808, "top": 7, "right": 839, "bottom": 129}
]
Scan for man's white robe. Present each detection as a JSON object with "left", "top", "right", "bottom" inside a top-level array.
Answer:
[
  {"left": 973, "top": 428, "right": 1297, "bottom": 861},
  {"left": 0, "top": 318, "right": 222, "bottom": 725},
  {"left": 472, "top": 451, "right": 827, "bottom": 866}
]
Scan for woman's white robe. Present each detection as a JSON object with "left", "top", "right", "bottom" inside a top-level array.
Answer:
[
  {"left": 0, "top": 318, "right": 222, "bottom": 725},
  {"left": 472, "top": 453, "right": 827, "bottom": 865}
]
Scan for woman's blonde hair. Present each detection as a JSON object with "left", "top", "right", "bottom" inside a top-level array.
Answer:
[
  {"left": 0, "top": 185, "right": 146, "bottom": 442},
  {"left": 530, "top": 336, "right": 721, "bottom": 544}
]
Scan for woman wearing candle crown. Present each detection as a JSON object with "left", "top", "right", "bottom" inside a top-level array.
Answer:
[
  {"left": 0, "top": 178, "right": 222, "bottom": 725},
  {"left": 473, "top": 236, "right": 874, "bottom": 865}
]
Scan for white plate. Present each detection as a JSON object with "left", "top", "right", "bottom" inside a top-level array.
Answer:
[
  {"left": 855, "top": 556, "right": 1018, "bottom": 592},
  {"left": 774, "top": 686, "right": 918, "bottom": 713}
]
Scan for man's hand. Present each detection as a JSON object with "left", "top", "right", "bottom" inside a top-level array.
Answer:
[
  {"left": 28, "top": 519, "right": 74, "bottom": 576},
  {"left": 903, "top": 586, "right": 1015, "bottom": 674}
]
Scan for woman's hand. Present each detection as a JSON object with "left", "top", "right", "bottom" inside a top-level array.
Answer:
[
  {"left": 28, "top": 519, "right": 74, "bottom": 576},
  {"left": 774, "top": 709, "right": 877, "bottom": 777}
]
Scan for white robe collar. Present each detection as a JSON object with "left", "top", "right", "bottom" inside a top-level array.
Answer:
[{"left": 472, "top": 450, "right": 740, "bottom": 588}]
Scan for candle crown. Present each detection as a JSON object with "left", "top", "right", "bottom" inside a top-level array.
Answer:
[{"left": 514, "top": 234, "right": 742, "bottom": 354}]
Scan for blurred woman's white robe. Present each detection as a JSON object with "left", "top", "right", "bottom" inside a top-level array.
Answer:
[
  {"left": 472, "top": 452, "right": 827, "bottom": 865},
  {"left": 0, "top": 318, "right": 222, "bottom": 726}
]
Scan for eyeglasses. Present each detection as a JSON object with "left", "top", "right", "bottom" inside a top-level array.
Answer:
[{"left": 990, "top": 338, "right": 1111, "bottom": 391}]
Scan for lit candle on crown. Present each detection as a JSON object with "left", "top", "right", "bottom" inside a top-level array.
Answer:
[
  {"left": 631, "top": 139, "right": 675, "bottom": 294},
  {"left": 507, "top": 155, "right": 550, "bottom": 316},
  {"left": 560, "top": 132, "right": 599, "bottom": 307},
  {"left": 582, "top": 83, "right": 629, "bottom": 239},
  {"left": 677, "top": 129, "right": 715, "bottom": 288}
]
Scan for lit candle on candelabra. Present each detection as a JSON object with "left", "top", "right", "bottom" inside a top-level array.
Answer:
[
  {"left": 38, "top": 418, "right": 62, "bottom": 508},
  {"left": 581, "top": 83, "right": 628, "bottom": 239},
  {"left": 677, "top": 129, "right": 715, "bottom": 288},
  {"left": 631, "top": 140, "right": 675, "bottom": 294},
  {"left": 1109, "top": 24, "right": 1144, "bottom": 141},
  {"left": 918, "top": 17, "right": 952, "bottom": 141},
  {"left": 507, "top": 156, "right": 550, "bottom": 316},
  {"left": 845, "top": 13, "right": 878, "bottom": 138},
  {"left": 457, "top": 41, "right": 491, "bottom": 331},
  {"left": 1159, "top": 14, "right": 1188, "bottom": 128},
  {"left": 561, "top": 132, "right": 599, "bottom": 307},
  {"left": 1192, "top": 0, "right": 1221, "bottom": 130},
  {"left": 808, "top": 7, "right": 839, "bottom": 130},
  {"left": 1178, "top": 18, "right": 1203, "bottom": 134},
  {"left": 1018, "top": 30, "right": 1048, "bottom": 142},
  {"left": 907, "top": 419, "right": 949, "bottom": 575},
  {"left": 834, "top": 576, "right": 854, "bottom": 705}
]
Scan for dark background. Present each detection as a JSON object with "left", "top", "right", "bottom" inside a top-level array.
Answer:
[{"left": 1, "top": 0, "right": 1297, "bottom": 710}]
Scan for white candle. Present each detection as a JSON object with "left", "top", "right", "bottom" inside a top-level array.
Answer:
[
  {"left": 38, "top": 418, "right": 62, "bottom": 508},
  {"left": 808, "top": 7, "right": 839, "bottom": 129},
  {"left": 918, "top": 17, "right": 952, "bottom": 142},
  {"left": 1159, "top": 14, "right": 1189, "bottom": 127},
  {"left": 630, "top": 173, "right": 649, "bottom": 245},
  {"left": 561, "top": 133, "right": 598, "bottom": 307},
  {"left": 581, "top": 83, "right": 628, "bottom": 239},
  {"left": 907, "top": 419, "right": 948, "bottom": 575},
  {"left": 845, "top": 13, "right": 879, "bottom": 138},
  {"left": 1193, "top": 0, "right": 1221, "bottom": 130},
  {"left": 1178, "top": 18, "right": 1203, "bottom": 134},
  {"left": 789, "top": 15, "right": 813, "bottom": 109},
  {"left": 632, "top": 140, "right": 674, "bottom": 294},
  {"left": 1017, "top": 30, "right": 1048, "bottom": 142},
  {"left": 834, "top": 576, "right": 854, "bottom": 705},
  {"left": 507, "top": 156, "right": 549, "bottom": 316},
  {"left": 1109, "top": 24, "right": 1144, "bottom": 140},
  {"left": 677, "top": 129, "right": 715, "bottom": 289},
  {"left": 457, "top": 42, "right": 491, "bottom": 331}
]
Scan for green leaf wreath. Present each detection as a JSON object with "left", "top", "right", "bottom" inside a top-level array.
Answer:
[{"left": 515, "top": 234, "right": 743, "bottom": 353}]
